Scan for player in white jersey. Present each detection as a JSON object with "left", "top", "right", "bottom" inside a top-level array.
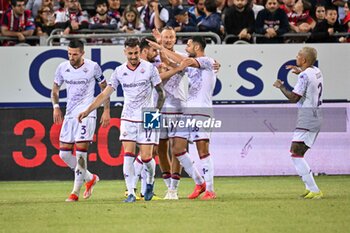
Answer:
[
  {"left": 51, "top": 39, "right": 110, "bottom": 202},
  {"left": 78, "top": 38, "right": 165, "bottom": 203},
  {"left": 132, "top": 37, "right": 191, "bottom": 199},
  {"left": 150, "top": 27, "right": 206, "bottom": 199},
  {"left": 152, "top": 36, "right": 218, "bottom": 199},
  {"left": 273, "top": 47, "right": 323, "bottom": 199}
]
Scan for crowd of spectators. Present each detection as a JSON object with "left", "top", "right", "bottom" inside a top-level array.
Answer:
[{"left": 0, "top": 0, "right": 349, "bottom": 45}]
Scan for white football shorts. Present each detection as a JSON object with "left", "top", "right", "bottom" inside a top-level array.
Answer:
[
  {"left": 60, "top": 116, "right": 96, "bottom": 143},
  {"left": 292, "top": 128, "right": 320, "bottom": 148},
  {"left": 120, "top": 120, "right": 159, "bottom": 145}
]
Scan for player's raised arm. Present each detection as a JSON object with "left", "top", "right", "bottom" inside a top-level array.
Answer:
[
  {"left": 155, "top": 83, "right": 165, "bottom": 110},
  {"left": 98, "top": 80, "right": 111, "bottom": 127},
  {"left": 51, "top": 82, "right": 63, "bottom": 124},
  {"left": 286, "top": 65, "right": 302, "bottom": 74},
  {"left": 146, "top": 39, "right": 185, "bottom": 64},
  {"left": 78, "top": 85, "right": 114, "bottom": 123}
]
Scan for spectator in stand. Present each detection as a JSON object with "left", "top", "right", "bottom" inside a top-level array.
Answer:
[
  {"left": 198, "top": 0, "right": 224, "bottom": 38},
  {"left": 166, "top": 0, "right": 183, "bottom": 27},
  {"left": 313, "top": 4, "right": 326, "bottom": 23},
  {"left": 292, "top": 0, "right": 315, "bottom": 32},
  {"left": 1, "top": 0, "right": 10, "bottom": 17},
  {"left": 308, "top": 6, "right": 346, "bottom": 42},
  {"left": 35, "top": 5, "right": 56, "bottom": 36},
  {"left": 332, "top": 0, "right": 347, "bottom": 23},
  {"left": 0, "top": 0, "right": 10, "bottom": 36},
  {"left": 26, "top": 0, "right": 55, "bottom": 18},
  {"left": 134, "top": 0, "right": 144, "bottom": 8},
  {"left": 224, "top": 0, "right": 255, "bottom": 43},
  {"left": 188, "top": 0, "right": 206, "bottom": 23},
  {"left": 280, "top": 0, "right": 314, "bottom": 33},
  {"left": 216, "top": 0, "right": 227, "bottom": 15},
  {"left": 251, "top": 0, "right": 264, "bottom": 19},
  {"left": 280, "top": 0, "right": 296, "bottom": 27},
  {"left": 108, "top": 0, "right": 123, "bottom": 24},
  {"left": 343, "top": 1, "right": 350, "bottom": 42},
  {"left": 167, "top": 6, "right": 198, "bottom": 32},
  {"left": 139, "top": 0, "right": 169, "bottom": 30},
  {"left": 1, "top": 0, "right": 35, "bottom": 45},
  {"left": 89, "top": 0, "right": 117, "bottom": 30},
  {"left": 255, "top": 0, "right": 290, "bottom": 43},
  {"left": 55, "top": 0, "right": 89, "bottom": 36},
  {"left": 118, "top": 4, "right": 145, "bottom": 33}
]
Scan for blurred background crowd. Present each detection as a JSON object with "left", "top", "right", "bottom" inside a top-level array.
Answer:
[{"left": 0, "top": 0, "right": 349, "bottom": 45}]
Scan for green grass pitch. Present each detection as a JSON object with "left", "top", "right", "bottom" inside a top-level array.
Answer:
[{"left": 0, "top": 176, "right": 349, "bottom": 233}]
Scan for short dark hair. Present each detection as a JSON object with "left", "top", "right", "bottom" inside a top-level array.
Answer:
[
  {"left": 325, "top": 5, "right": 337, "bottom": 13},
  {"left": 11, "top": 0, "right": 25, "bottom": 6},
  {"left": 124, "top": 38, "right": 140, "bottom": 48},
  {"left": 140, "top": 36, "right": 156, "bottom": 51},
  {"left": 192, "top": 36, "right": 206, "bottom": 50},
  {"left": 204, "top": 0, "right": 217, "bottom": 13},
  {"left": 94, "top": 0, "right": 108, "bottom": 9},
  {"left": 68, "top": 39, "right": 84, "bottom": 50}
]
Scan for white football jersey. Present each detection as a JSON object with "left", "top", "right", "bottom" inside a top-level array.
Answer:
[
  {"left": 109, "top": 60, "right": 161, "bottom": 121},
  {"left": 54, "top": 59, "right": 104, "bottom": 117},
  {"left": 158, "top": 51, "right": 188, "bottom": 111},
  {"left": 293, "top": 66, "right": 324, "bottom": 108},
  {"left": 186, "top": 56, "right": 216, "bottom": 108}
]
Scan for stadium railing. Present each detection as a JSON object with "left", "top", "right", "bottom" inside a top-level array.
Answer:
[{"left": 46, "top": 30, "right": 222, "bottom": 45}]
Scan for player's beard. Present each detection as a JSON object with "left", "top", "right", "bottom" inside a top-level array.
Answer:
[
  {"left": 129, "top": 58, "right": 139, "bottom": 66},
  {"left": 147, "top": 55, "right": 156, "bottom": 63},
  {"left": 70, "top": 58, "right": 82, "bottom": 68}
]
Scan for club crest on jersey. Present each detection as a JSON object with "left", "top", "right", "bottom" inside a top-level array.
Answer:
[
  {"left": 83, "top": 68, "right": 88, "bottom": 73},
  {"left": 65, "top": 69, "right": 70, "bottom": 72},
  {"left": 123, "top": 72, "right": 128, "bottom": 76},
  {"left": 140, "top": 68, "right": 145, "bottom": 73}
]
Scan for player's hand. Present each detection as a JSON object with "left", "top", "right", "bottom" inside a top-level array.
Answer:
[
  {"left": 286, "top": 65, "right": 302, "bottom": 74},
  {"left": 152, "top": 28, "right": 162, "bottom": 44},
  {"left": 179, "top": 58, "right": 193, "bottom": 69},
  {"left": 77, "top": 111, "right": 88, "bottom": 123},
  {"left": 100, "top": 110, "right": 110, "bottom": 128},
  {"left": 53, "top": 108, "right": 63, "bottom": 125},
  {"left": 146, "top": 39, "right": 162, "bottom": 50},
  {"left": 213, "top": 60, "right": 221, "bottom": 72},
  {"left": 273, "top": 79, "right": 284, "bottom": 89}
]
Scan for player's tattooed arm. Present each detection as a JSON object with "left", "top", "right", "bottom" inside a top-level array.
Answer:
[
  {"left": 273, "top": 80, "right": 301, "bottom": 103},
  {"left": 51, "top": 82, "right": 63, "bottom": 124},
  {"left": 155, "top": 83, "right": 165, "bottom": 110},
  {"left": 99, "top": 80, "right": 111, "bottom": 127}
]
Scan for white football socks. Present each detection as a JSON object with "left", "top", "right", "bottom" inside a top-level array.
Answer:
[
  {"left": 170, "top": 173, "right": 181, "bottom": 191},
  {"left": 59, "top": 150, "right": 93, "bottom": 182},
  {"left": 133, "top": 156, "right": 143, "bottom": 190},
  {"left": 123, "top": 153, "right": 136, "bottom": 196},
  {"left": 162, "top": 172, "right": 172, "bottom": 189},
  {"left": 292, "top": 157, "right": 320, "bottom": 192},
  {"left": 201, "top": 154, "right": 214, "bottom": 192},
  {"left": 142, "top": 158, "right": 156, "bottom": 185},
  {"left": 176, "top": 152, "right": 204, "bottom": 185},
  {"left": 72, "top": 150, "right": 87, "bottom": 195}
]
